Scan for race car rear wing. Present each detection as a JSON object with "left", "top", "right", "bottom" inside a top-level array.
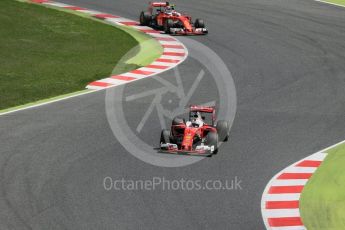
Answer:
[
  {"left": 190, "top": 105, "right": 215, "bottom": 113},
  {"left": 150, "top": 2, "right": 169, "bottom": 7}
]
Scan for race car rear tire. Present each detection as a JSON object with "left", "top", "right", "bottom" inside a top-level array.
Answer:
[
  {"left": 164, "top": 19, "right": 174, "bottom": 34},
  {"left": 172, "top": 117, "right": 185, "bottom": 126},
  {"left": 205, "top": 132, "right": 218, "bottom": 154},
  {"left": 195, "top": 19, "right": 205, "bottom": 28},
  {"left": 160, "top": 129, "right": 171, "bottom": 144},
  {"left": 216, "top": 120, "right": 230, "bottom": 142},
  {"left": 140, "top": 11, "right": 151, "bottom": 26}
]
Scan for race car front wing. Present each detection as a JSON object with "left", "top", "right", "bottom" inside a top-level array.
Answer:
[
  {"left": 159, "top": 143, "right": 215, "bottom": 156},
  {"left": 169, "top": 27, "right": 208, "bottom": 35}
]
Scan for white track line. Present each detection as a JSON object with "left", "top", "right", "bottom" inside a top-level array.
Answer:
[
  {"left": 315, "top": 0, "right": 345, "bottom": 8},
  {"left": 0, "top": 90, "right": 97, "bottom": 116}
]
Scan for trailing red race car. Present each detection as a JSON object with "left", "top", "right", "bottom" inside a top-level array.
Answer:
[
  {"left": 159, "top": 106, "right": 230, "bottom": 157},
  {"left": 140, "top": 2, "right": 208, "bottom": 35}
]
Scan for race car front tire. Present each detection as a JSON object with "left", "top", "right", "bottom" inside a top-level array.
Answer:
[
  {"left": 195, "top": 19, "right": 205, "bottom": 28},
  {"left": 205, "top": 132, "right": 219, "bottom": 154},
  {"left": 160, "top": 129, "right": 171, "bottom": 145},
  {"left": 140, "top": 11, "right": 151, "bottom": 26},
  {"left": 216, "top": 120, "right": 230, "bottom": 142},
  {"left": 164, "top": 19, "right": 174, "bottom": 34},
  {"left": 172, "top": 117, "right": 185, "bottom": 126}
]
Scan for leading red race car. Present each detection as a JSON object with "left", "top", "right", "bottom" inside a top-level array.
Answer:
[
  {"left": 159, "top": 106, "right": 230, "bottom": 157},
  {"left": 140, "top": 2, "right": 208, "bottom": 35}
]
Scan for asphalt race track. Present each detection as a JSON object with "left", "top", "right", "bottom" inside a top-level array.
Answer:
[{"left": 1, "top": 0, "right": 345, "bottom": 229}]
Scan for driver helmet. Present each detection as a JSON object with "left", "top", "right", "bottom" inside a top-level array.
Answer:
[
  {"left": 191, "top": 112, "right": 204, "bottom": 128},
  {"left": 165, "top": 6, "right": 173, "bottom": 14}
]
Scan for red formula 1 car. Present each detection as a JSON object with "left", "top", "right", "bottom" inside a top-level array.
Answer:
[
  {"left": 159, "top": 106, "right": 230, "bottom": 156},
  {"left": 140, "top": 2, "right": 208, "bottom": 35}
]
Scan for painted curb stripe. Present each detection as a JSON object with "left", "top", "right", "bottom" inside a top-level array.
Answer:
[
  {"left": 139, "top": 67, "right": 165, "bottom": 73},
  {"left": 31, "top": 0, "right": 50, "bottom": 3},
  {"left": 102, "top": 78, "right": 128, "bottom": 85},
  {"left": 277, "top": 173, "right": 313, "bottom": 180},
  {"left": 138, "top": 29, "right": 161, "bottom": 34},
  {"left": 265, "top": 193, "right": 301, "bottom": 201},
  {"left": 163, "top": 52, "right": 186, "bottom": 57},
  {"left": 268, "top": 217, "right": 303, "bottom": 227},
  {"left": 130, "top": 25, "right": 152, "bottom": 30},
  {"left": 88, "top": 81, "right": 112, "bottom": 87},
  {"left": 145, "top": 64, "right": 169, "bottom": 69},
  {"left": 156, "top": 37, "right": 176, "bottom": 41},
  {"left": 119, "top": 21, "right": 139, "bottom": 26},
  {"left": 104, "top": 18, "right": 136, "bottom": 23},
  {"left": 162, "top": 44, "right": 185, "bottom": 49},
  {"left": 266, "top": 201, "right": 299, "bottom": 209},
  {"left": 76, "top": 9, "right": 102, "bottom": 15},
  {"left": 264, "top": 208, "right": 301, "bottom": 218},
  {"left": 158, "top": 40, "right": 182, "bottom": 45},
  {"left": 163, "top": 48, "right": 186, "bottom": 53},
  {"left": 44, "top": 2, "right": 68, "bottom": 7},
  {"left": 296, "top": 160, "right": 322, "bottom": 167},
  {"left": 117, "top": 72, "right": 147, "bottom": 79},
  {"left": 159, "top": 55, "right": 184, "bottom": 60},
  {"left": 155, "top": 58, "right": 181, "bottom": 63},
  {"left": 63, "top": 6, "right": 86, "bottom": 10},
  {"left": 111, "top": 75, "right": 136, "bottom": 81},
  {"left": 150, "top": 61, "right": 174, "bottom": 66},
  {"left": 268, "top": 186, "right": 304, "bottom": 194},
  {"left": 130, "top": 69, "right": 155, "bottom": 75},
  {"left": 261, "top": 151, "right": 328, "bottom": 229},
  {"left": 93, "top": 14, "right": 120, "bottom": 19},
  {"left": 284, "top": 167, "right": 316, "bottom": 173},
  {"left": 271, "top": 179, "right": 308, "bottom": 186}
]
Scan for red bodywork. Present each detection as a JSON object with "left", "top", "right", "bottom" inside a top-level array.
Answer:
[
  {"left": 161, "top": 105, "right": 217, "bottom": 155},
  {"left": 172, "top": 124, "right": 216, "bottom": 153},
  {"left": 147, "top": 2, "right": 208, "bottom": 35}
]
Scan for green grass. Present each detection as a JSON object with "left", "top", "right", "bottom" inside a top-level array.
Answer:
[
  {"left": 322, "top": 0, "right": 345, "bottom": 6},
  {"left": 300, "top": 142, "right": 345, "bottom": 230},
  {"left": 118, "top": 26, "right": 163, "bottom": 67},
  {"left": 0, "top": 0, "right": 162, "bottom": 110}
]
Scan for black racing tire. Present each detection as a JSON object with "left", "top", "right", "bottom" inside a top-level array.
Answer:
[
  {"left": 140, "top": 11, "right": 151, "bottom": 26},
  {"left": 160, "top": 129, "right": 171, "bottom": 144},
  {"left": 216, "top": 120, "right": 230, "bottom": 142},
  {"left": 205, "top": 132, "right": 219, "bottom": 154},
  {"left": 195, "top": 18, "right": 205, "bottom": 28},
  {"left": 172, "top": 117, "right": 185, "bottom": 126},
  {"left": 164, "top": 19, "right": 174, "bottom": 34}
]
